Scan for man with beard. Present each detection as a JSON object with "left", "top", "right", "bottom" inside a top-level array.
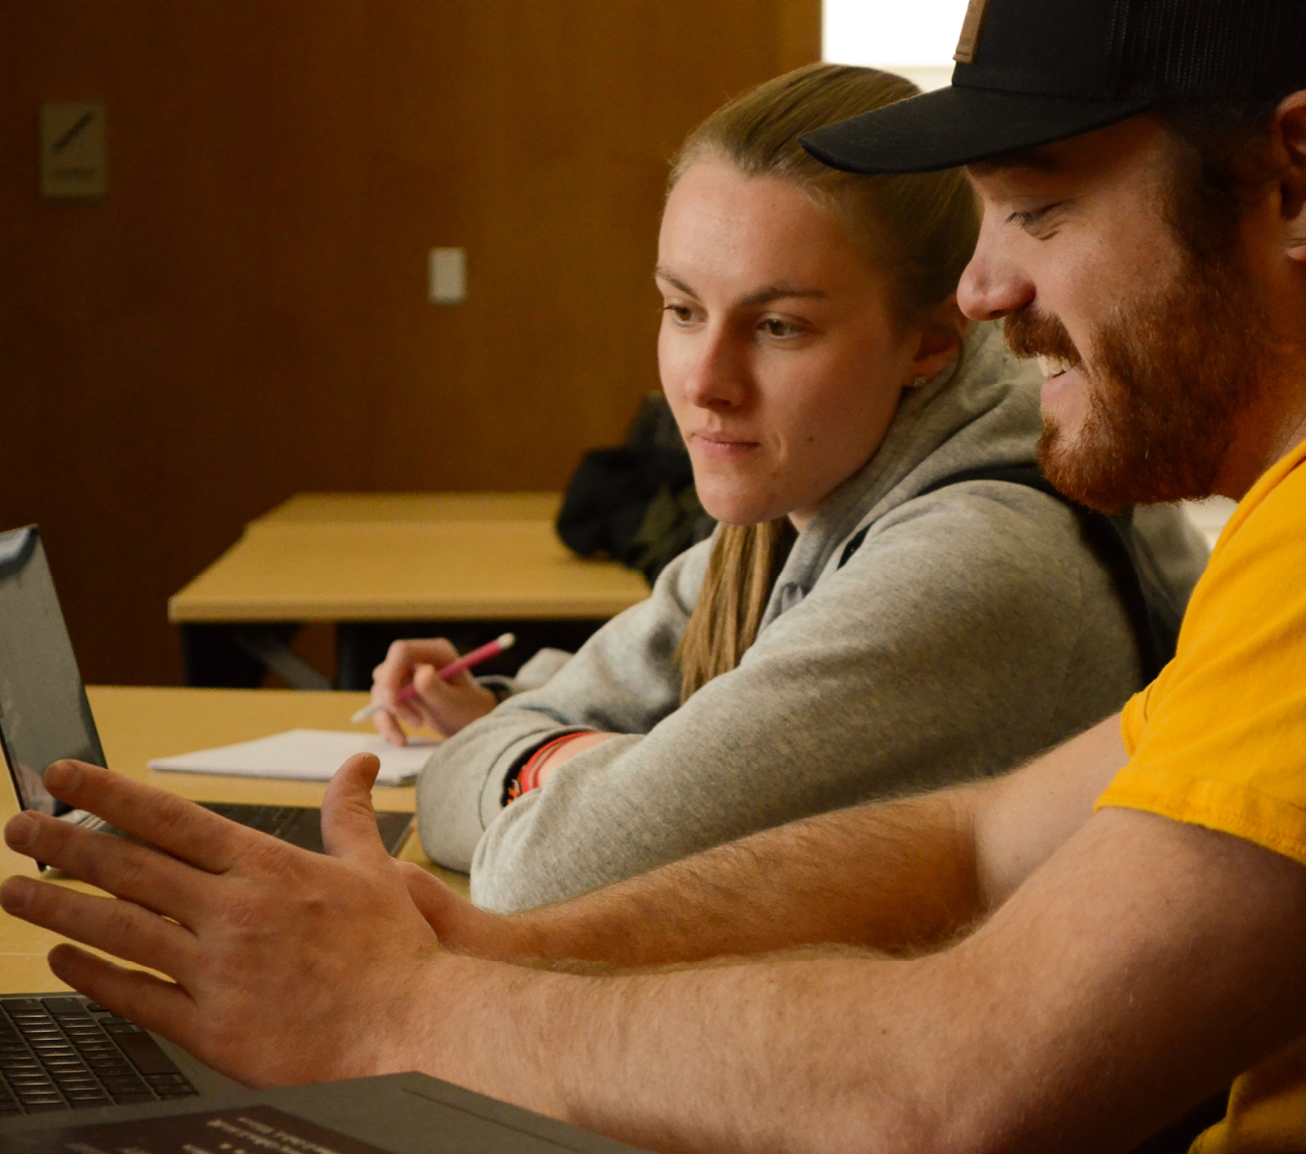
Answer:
[{"left": 5, "top": 0, "right": 1306, "bottom": 1151}]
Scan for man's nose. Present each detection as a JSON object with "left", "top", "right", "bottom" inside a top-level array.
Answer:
[{"left": 957, "top": 224, "right": 1036, "bottom": 322}]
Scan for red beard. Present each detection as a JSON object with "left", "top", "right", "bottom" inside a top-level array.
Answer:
[{"left": 1002, "top": 243, "right": 1273, "bottom": 513}]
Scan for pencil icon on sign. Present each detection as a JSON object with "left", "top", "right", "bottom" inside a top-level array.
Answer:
[
  {"left": 40, "top": 102, "right": 107, "bottom": 200},
  {"left": 350, "top": 633, "right": 516, "bottom": 724},
  {"left": 53, "top": 111, "right": 94, "bottom": 153}
]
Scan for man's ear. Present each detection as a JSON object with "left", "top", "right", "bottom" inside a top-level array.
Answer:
[
  {"left": 904, "top": 298, "right": 968, "bottom": 385},
  {"left": 1274, "top": 92, "right": 1306, "bottom": 263}
]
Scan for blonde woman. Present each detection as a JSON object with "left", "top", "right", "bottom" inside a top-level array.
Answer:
[{"left": 379, "top": 65, "right": 1207, "bottom": 911}]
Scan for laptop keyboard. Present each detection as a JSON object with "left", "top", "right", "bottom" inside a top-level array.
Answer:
[
  {"left": 202, "top": 802, "right": 302, "bottom": 841},
  {"left": 0, "top": 996, "right": 198, "bottom": 1115}
]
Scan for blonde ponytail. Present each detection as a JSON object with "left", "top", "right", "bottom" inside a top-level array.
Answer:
[{"left": 677, "top": 520, "right": 797, "bottom": 701}]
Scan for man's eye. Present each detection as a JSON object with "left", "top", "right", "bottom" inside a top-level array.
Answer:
[
  {"left": 761, "top": 318, "right": 800, "bottom": 337},
  {"left": 1006, "top": 204, "right": 1062, "bottom": 234}
]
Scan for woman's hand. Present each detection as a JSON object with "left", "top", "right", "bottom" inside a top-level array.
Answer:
[{"left": 369, "top": 638, "right": 499, "bottom": 745}]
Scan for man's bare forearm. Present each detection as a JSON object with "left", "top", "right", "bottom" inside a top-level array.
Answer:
[
  {"left": 407, "top": 947, "right": 931, "bottom": 1154},
  {"left": 449, "top": 715, "right": 1127, "bottom": 969},
  {"left": 486, "top": 789, "right": 983, "bottom": 967},
  {"left": 9, "top": 732, "right": 1301, "bottom": 1154},
  {"left": 406, "top": 804, "right": 1306, "bottom": 1154}
]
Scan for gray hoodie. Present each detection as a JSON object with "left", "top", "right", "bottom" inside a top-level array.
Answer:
[{"left": 417, "top": 325, "right": 1209, "bottom": 911}]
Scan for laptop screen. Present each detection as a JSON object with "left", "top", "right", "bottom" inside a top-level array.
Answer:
[{"left": 0, "top": 526, "right": 106, "bottom": 817}]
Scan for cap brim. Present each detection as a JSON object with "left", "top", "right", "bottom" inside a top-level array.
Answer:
[{"left": 800, "top": 84, "right": 1154, "bottom": 174}]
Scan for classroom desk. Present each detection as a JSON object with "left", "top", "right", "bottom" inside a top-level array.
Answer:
[
  {"left": 169, "top": 492, "right": 650, "bottom": 689},
  {"left": 1, "top": 685, "right": 467, "bottom": 995},
  {"left": 256, "top": 491, "right": 564, "bottom": 524}
]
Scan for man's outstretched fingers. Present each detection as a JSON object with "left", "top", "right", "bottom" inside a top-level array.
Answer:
[
  {"left": 320, "top": 753, "right": 388, "bottom": 861},
  {"left": 40, "top": 761, "right": 249, "bottom": 874},
  {"left": 46, "top": 944, "right": 201, "bottom": 1056},
  {"left": 1, "top": 875, "right": 200, "bottom": 979},
  {"left": 4, "top": 811, "right": 215, "bottom": 924}
]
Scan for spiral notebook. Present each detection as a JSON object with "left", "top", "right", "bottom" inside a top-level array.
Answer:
[{"left": 148, "top": 729, "right": 439, "bottom": 787}]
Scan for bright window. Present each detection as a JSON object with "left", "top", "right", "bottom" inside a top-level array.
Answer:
[{"left": 822, "top": 0, "right": 970, "bottom": 91}]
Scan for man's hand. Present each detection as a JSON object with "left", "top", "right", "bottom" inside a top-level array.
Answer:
[
  {"left": 369, "top": 638, "right": 498, "bottom": 744},
  {"left": 0, "top": 755, "right": 449, "bottom": 1087},
  {"left": 396, "top": 859, "right": 530, "bottom": 957}
]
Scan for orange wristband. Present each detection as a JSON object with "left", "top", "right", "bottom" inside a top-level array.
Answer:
[{"left": 507, "top": 732, "right": 592, "bottom": 801}]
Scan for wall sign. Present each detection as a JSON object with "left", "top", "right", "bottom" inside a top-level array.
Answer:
[{"left": 40, "top": 101, "right": 107, "bottom": 200}]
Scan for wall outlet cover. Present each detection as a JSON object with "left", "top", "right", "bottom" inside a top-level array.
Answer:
[{"left": 428, "top": 247, "right": 467, "bottom": 305}]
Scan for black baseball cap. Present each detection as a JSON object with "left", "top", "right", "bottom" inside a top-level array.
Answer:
[{"left": 802, "top": 0, "right": 1306, "bottom": 175}]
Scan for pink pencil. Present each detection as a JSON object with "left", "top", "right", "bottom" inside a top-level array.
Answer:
[{"left": 350, "top": 633, "right": 515, "bottom": 723}]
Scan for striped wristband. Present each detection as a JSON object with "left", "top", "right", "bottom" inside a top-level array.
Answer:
[{"left": 504, "top": 731, "right": 592, "bottom": 802}]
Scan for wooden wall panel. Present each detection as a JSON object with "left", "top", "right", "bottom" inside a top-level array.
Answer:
[{"left": 0, "top": 1, "right": 819, "bottom": 685}]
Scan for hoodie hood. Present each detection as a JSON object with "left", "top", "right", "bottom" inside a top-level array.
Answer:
[{"left": 762, "top": 322, "right": 1044, "bottom": 626}]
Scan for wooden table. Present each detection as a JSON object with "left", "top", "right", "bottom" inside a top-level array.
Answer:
[
  {"left": 256, "top": 491, "right": 564, "bottom": 525},
  {"left": 1, "top": 685, "right": 467, "bottom": 995},
  {"left": 169, "top": 492, "right": 649, "bottom": 689}
]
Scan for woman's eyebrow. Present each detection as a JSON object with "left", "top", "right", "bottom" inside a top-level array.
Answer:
[
  {"left": 738, "top": 283, "right": 827, "bottom": 307},
  {"left": 654, "top": 268, "right": 827, "bottom": 307},
  {"left": 654, "top": 268, "right": 696, "bottom": 296}
]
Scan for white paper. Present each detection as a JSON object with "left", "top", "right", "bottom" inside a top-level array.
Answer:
[{"left": 148, "top": 730, "right": 439, "bottom": 787}]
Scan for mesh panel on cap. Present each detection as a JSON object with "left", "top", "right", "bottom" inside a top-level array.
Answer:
[{"left": 1114, "top": 0, "right": 1306, "bottom": 98}]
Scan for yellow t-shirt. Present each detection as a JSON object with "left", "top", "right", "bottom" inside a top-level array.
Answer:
[{"left": 1098, "top": 435, "right": 1306, "bottom": 1153}]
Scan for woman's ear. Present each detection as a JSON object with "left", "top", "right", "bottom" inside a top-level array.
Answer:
[{"left": 903, "top": 297, "right": 968, "bottom": 386}]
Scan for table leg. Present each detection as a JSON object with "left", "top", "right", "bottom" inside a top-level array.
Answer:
[
  {"left": 179, "top": 623, "right": 328, "bottom": 689},
  {"left": 230, "top": 626, "right": 331, "bottom": 691}
]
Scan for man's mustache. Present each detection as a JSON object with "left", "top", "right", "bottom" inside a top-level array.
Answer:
[{"left": 1003, "top": 308, "right": 1083, "bottom": 368}]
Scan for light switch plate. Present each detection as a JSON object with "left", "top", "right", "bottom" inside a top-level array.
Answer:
[
  {"left": 40, "top": 102, "right": 107, "bottom": 200},
  {"left": 428, "top": 247, "right": 467, "bottom": 305}
]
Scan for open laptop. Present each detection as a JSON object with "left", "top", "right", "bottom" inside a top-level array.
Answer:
[
  {"left": 0, "top": 529, "right": 643, "bottom": 1147},
  {"left": 0, "top": 998, "right": 646, "bottom": 1151},
  {"left": 0, "top": 525, "right": 413, "bottom": 859},
  {"left": 0, "top": 1068, "right": 648, "bottom": 1151}
]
